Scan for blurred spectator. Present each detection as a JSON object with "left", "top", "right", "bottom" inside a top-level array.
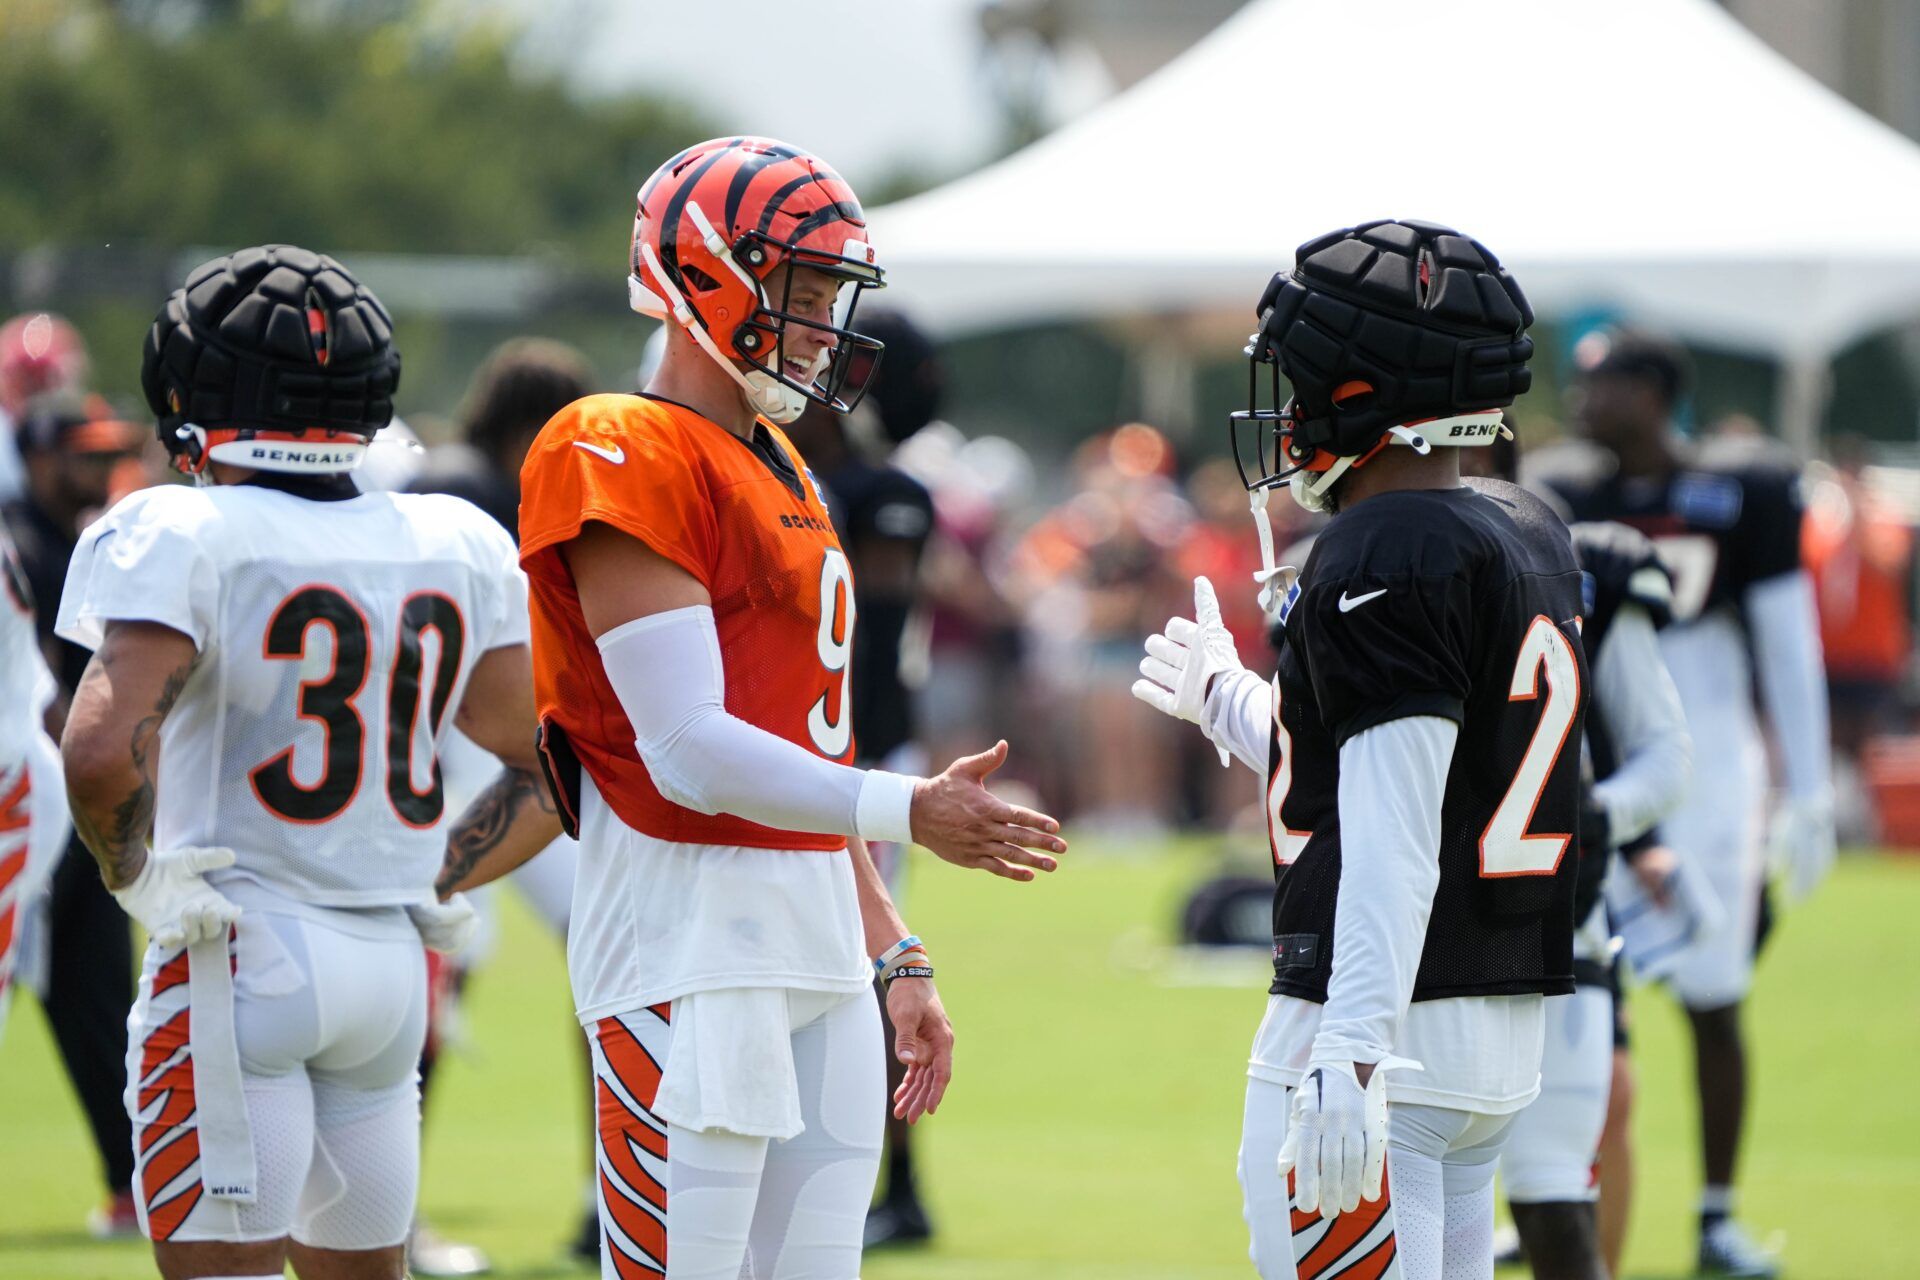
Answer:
[
  {"left": 2, "top": 390, "right": 145, "bottom": 1235},
  {"left": 1804, "top": 437, "right": 1913, "bottom": 840},
  {"left": 786, "top": 308, "right": 944, "bottom": 1250},
  {"left": 405, "top": 335, "right": 595, "bottom": 1273},
  {"left": 1176, "top": 456, "right": 1301, "bottom": 824},
  {"left": 897, "top": 424, "right": 1032, "bottom": 797},
  {"left": 1007, "top": 424, "right": 1192, "bottom": 833},
  {"left": 411, "top": 337, "right": 595, "bottom": 535},
  {"left": 0, "top": 313, "right": 90, "bottom": 505}
]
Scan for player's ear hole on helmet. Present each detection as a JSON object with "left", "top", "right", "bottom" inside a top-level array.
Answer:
[{"left": 1331, "top": 380, "right": 1375, "bottom": 410}]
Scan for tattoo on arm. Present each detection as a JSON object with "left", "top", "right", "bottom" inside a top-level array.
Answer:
[
  {"left": 436, "top": 765, "right": 558, "bottom": 899},
  {"left": 71, "top": 655, "right": 195, "bottom": 889}
]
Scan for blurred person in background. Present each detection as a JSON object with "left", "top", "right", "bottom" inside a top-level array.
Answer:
[
  {"left": 3, "top": 391, "right": 146, "bottom": 1234},
  {"left": 412, "top": 337, "right": 594, "bottom": 539},
  {"left": 898, "top": 426, "right": 1033, "bottom": 803},
  {"left": 1468, "top": 431, "right": 1694, "bottom": 1280},
  {"left": 0, "top": 312, "right": 91, "bottom": 505},
  {"left": 1008, "top": 424, "right": 1191, "bottom": 832},
  {"left": 784, "top": 309, "right": 943, "bottom": 1249},
  {"left": 1177, "top": 456, "right": 1296, "bottom": 826},
  {"left": 0, "top": 523, "right": 67, "bottom": 1043},
  {"left": 1539, "top": 335, "right": 1831, "bottom": 1278},
  {"left": 404, "top": 337, "right": 597, "bottom": 1274},
  {"left": 1802, "top": 435, "right": 1911, "bottom": 843}
]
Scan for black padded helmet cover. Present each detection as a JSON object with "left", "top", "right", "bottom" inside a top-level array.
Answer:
[
  {"left": 1253, "top": 219, "right": 1534, "bottom": 459},
  {"left": 142, "top": 245, "right": 400, "bottom": 464}
]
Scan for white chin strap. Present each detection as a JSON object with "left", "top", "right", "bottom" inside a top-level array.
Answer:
[
  {"left": 630, "top": 200, "right": 818, "bottom": 425},
  {"left": 1249, "top": 486, "right": 1299, "bottom": 621},
  {"left": 1285, "top": 410, "right": 1510, "bottom": 514}
]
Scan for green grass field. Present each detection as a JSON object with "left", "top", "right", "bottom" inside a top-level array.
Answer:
[{"left": 3, "top": 844, "right": 1917, "bottom": 1279}]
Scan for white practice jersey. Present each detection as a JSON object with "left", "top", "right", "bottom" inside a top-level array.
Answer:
[
  {"left": 57, "top": 482, "right": 529, "bottom": 908},
  {"left": 0, "top": 528, "right": 56, "bottom": 773}
]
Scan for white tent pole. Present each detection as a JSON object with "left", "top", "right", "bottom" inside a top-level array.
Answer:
[{"left": 1776, "top": 349, "right": 1832, "bottom": 457}]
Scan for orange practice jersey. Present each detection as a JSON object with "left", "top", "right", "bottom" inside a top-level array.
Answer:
[{"left": 519, "top": 393, "right": 855, "bottom": 851}]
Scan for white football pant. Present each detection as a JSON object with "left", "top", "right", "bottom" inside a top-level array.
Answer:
[
  {"left": 1241, "top": 1076, "right": 1511, "bottom": 1280},
  {"left": 125, "top": 902, "right": 426, "bottom": 1247},
  {"left": 1499, "top": 985, "right": 1612, "bottom": 1204},
  {"left": 589, "top": 988, "right": 883, "bottom": 1280}
]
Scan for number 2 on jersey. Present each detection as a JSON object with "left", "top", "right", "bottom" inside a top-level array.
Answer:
[
  {"left": 250, "top": 586, "right": 466, "bottom": 827},
  {"left": 807, "top": 549, "right": 855, "bottom": 757},
  {"left": 1480, "top": 614, "right": 1581, "bottom": 876}
]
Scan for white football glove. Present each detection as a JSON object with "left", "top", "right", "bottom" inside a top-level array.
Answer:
[
  {"left": 1768, "top": 793, "right": 1837, "bottom": 905},
  {"left": 407, "top": 894, "right": 478, "bottom": 954},
  {"left": 110, "top": 846, "right": 243, "bottom": 951},
  {"left": 1133, "top": 578, "right": 1246, "bottom": 759},
  {"left": 1277, "top": 1056, "right": 1418, "bottom": 1219}
]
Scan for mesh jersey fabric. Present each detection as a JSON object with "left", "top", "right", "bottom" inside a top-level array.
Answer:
[
  {"left": 1266, "top": 478, "right": 1587, "bottom": 1003},
  {"left": 1543, "top": 450, "right": 1804, "bottom": 626},
  {"left": 57, "top": 482, "right": 528, "bottom": 907},
  {"left": 519, "top": 393, "right": 859, "bottom": 851}
]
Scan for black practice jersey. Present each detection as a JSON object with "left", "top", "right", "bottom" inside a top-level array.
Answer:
[
  {"left": 1543, "top": 449, "right": 1803, "bottom": 627},
  {"left": 1569, "top": 520, "right": 1674, "bottom": 919},
  {"left": 1264, "top": 478, "right": 1588, "bottom": 1003},
  {"left": 1572, "top": 519, "right": 1673, "bottom": 779},
  {"left": 816, "top": 459, "right": 934, "bottom": 765},
  {"left": 1573, "top": 520, "right": 1673, "bottom": 657}
]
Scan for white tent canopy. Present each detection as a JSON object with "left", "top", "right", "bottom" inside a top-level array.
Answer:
[{"left": 871, "top": 0, "right": 1920, "bottom": 374}]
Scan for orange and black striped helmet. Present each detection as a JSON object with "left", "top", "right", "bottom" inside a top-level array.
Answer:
[{"left": 629, "top": 136, "right": 885, "bottom": 423}]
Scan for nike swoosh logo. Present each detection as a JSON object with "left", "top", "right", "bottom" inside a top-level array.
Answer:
[
  {"left": 573, "top": 441, "right": 625, "bottom": 464},
  {"left": 1338, "top": 588, "right": 1387, "bottom": 612}
]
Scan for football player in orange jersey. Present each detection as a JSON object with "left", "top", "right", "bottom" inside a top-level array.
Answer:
[{"left": 434, "top": 136, "right": 1066, "bottom": 1280}]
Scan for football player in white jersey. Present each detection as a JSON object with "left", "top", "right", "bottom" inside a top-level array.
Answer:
[
  {"left": 0, "top": 526, "right": 66, "bottom": 1040},
  {"left": 1139, "top": 221, "right": 1583, "bottom": 1280},
  {"left": 1539, "top": 337, "right": 1831, "bottom": 1278},
  {"left": 58, "top": 245, "right": 543, "bottom": 1280}
]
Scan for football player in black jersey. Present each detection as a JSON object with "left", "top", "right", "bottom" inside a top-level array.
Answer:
[
  {"left": 1463, "top": 438, "right": 1694, "bottom": 1280},
  {"left": 785, "top": 309, "right": 941, "bottom": 1250},
  {"left": 1537, "top": 336, "right": 1832, "bottom": 1278},
  {"left": 1135, "top": 220, "right": 1585, "bottom": 1280}
]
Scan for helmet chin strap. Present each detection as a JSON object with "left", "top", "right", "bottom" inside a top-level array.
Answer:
[
  {"left": 1248, "top": 485, "right": 1299, "bottom": 619},
  {"left": 1284, "top": 411, "right": 1507, "bottom": 514},
  {"left": 631, "top": 244, "right": 809, "bottom": 424}
]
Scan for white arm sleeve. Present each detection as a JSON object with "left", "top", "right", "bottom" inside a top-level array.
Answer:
[
  {"left": 1200, "top": 667, "right": 1272, "bottom": 776},
  {"left": 1309, "top": 715, "right": 1458, "bottom": 1068},
  {"left": 1746, "top": 570, "right": 1832, "bottom": 802},
  {"left": 1590, "top": 605, "right": 1693, "bottom": 845},
  {"left": 596, "top": 606, "right": 918, "bottom": 844}
]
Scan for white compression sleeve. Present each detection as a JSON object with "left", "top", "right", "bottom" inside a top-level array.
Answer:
[
  {"left": 1746, "top": 570, "right": 1832, "bottom": 803},
  {"left": 1200, "top": 667, "right": 1272, "bottom": 776},
  {"left": 1590, "top": 604, "right": 1693, "bottom": 845},
  {"left": 596, "top": 607, "right": 918, "bottom": 844},
  {"left": 1310, "top": 715, "right": 1458, "bottom": 1067}
]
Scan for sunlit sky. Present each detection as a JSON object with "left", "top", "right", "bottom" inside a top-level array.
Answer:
[{"left": 502, "top": 0, "right": 1011, "bottom": 189}]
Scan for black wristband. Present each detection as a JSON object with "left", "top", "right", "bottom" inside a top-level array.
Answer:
[{"left": 885, "top": 965, "right": 935, "bottom": 984}]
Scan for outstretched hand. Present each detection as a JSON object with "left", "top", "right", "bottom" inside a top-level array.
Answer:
[{"left": 911, "top": 741, "right": 1065, "bottom": 881}]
